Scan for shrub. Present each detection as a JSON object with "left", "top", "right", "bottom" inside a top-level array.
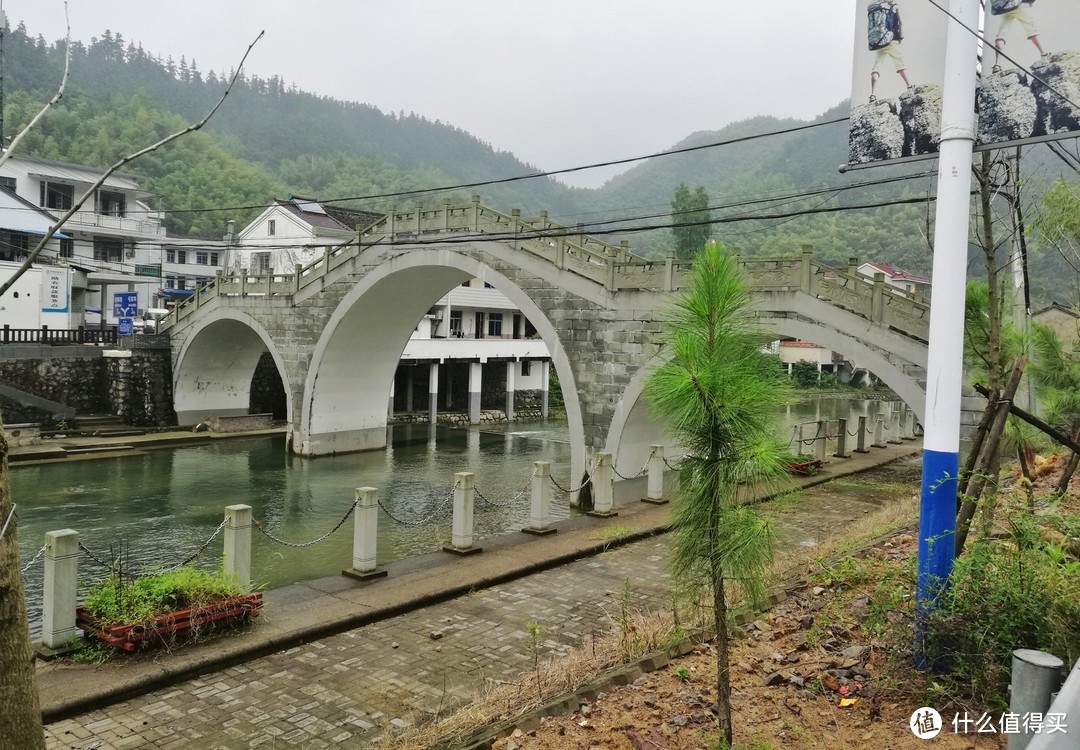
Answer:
[
  {"left": 83, "top": 565, "right": 245, "bottom": 627},
  {"left": 790, "top": 361, "right": 820, "bottom": 388}
]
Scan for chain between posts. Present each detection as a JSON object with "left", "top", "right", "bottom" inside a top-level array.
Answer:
[
  {"left": 20, "top": 543, "right": 48, "bottom": 575},
  {"left": 475, "top": 469, "right": 536, "bottom": 509},
  {"left": 78, "top": 541, "right": 114, "bottom": 570},
  {"left": 611, "top": 447, "right": 655, "bottom": 481},
  {"left": 662, "top": 455, "right": 683, "bottom": 471},
  {"left": 160, "top": 518, "right": 229, "bottom": 571},
  {"left": 254, "top": 499, "right": 359, "bottom": 548},
  {"left": 550, "top": 461, "right": 597, "bottom": 494},
  {"left": 377, "top": 481, "right": 459, "bottom": 527}
]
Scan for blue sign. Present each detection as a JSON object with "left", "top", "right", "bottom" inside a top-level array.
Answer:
[
  {"left": 118, "top": 318, "right": 133, "bottom": 336},
  {"left": 113, "top": 292, "right": 138, "bottom": 318}
]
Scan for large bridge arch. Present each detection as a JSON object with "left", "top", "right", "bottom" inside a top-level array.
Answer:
[
  {"left": 173, "top": 310, "right": 292, "bottom": 426},
  {"left": 298, "top": 248, "right": 589, "bottom": 490}
]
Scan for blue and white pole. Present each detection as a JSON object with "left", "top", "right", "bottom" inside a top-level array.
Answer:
[{"left": 917, "top": 0, "right": 979, "bottom": 651}]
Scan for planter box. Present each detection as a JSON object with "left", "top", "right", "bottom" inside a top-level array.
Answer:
[
  {"left": 76, "top": 592, "right": 262, "bottom": 652},
  {"left": 785, "top": 459, "right": 824, "bottom": 476}
]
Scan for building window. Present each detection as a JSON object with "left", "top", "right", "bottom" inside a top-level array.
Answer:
[
  {"left": 487, "top": 312, "right": 503, "bottom": 337},
  {"left": 0, "top": 176, "right": 16, "bottom": 193},
  {"left": 165, "top": 276, "right": 176, "bottom": 289},
  {"left": 98, "top": 190, "right": 126, "bottom": 217},
  {"left": 449, "top": 310, "right": 463, "bottom": 337},
  {"left": 176, "top": 276, "right": 187, "bottom": 290},
  {"left": 59, "top": 238, "right": 73, "bottom": 258},
  {"left": 93, "top": 238, "right": 123, "bottom": 263},
  {"left": 40, "top": 181, "right": 74, "bottom": 211},
  {"left": 460, "top": 280, "right": 470, "bottom": 287},
  {"left": 268, "top": 219, "right": 276, "bottom": 236},
  {"left": 252, "top": 252, "right": 272, "bottom": 274},
  {"left": 196, "top": 251, "right": 208, "bottom": 265},
  {"left": 521, "top": 360, "right": 532, "bottom": 376},
  {"left": 484, "top": 282, "right": 494, "bottom": 289},
  {"left": 210, "top": 252, "right": 219, "bottom": 266},
  {"left": 177, "top": 250, "right": 187, "bottom": 265},
  {"left": 166, "top": 249, "right": 176, "bottom": 263},
  {"left": 197, "top": 277, "right": 208, "bottom": 286}
]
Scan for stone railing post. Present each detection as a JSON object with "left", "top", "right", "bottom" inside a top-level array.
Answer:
[
  {"left": 834, "top": 418, "right": 850, "bottom": 458},
  {"left": 387, "top": 206, "right": 396, "bottom": 237},
  {"left": 588, "top": 452, "right": 617, "bottom": 517},
  {"left": 224, "top": 504, "right": 252, "bottom": 590},
  {"left": 664, "top": 249, "right": 676, "bottom": 291},
  {"left": 344, "top": 487, "right": 386, "bottom": 580},
  {"left": 642, "top": 445, "right": 667, "bottom": 504},
  {"left": 1009, "top": 649, "right": 1065, "bottom": 750},
  {"left": 848, "top": 256, "right": 859, "bottom": 276},
  {"left": 447, "top": 472, "right": 480, "bottom": 554},
  {"left": 814, "top": 420, "right": 827, "bottom": 462},
  {"left": 854, "top": 415, "right": 870, "bottom": 453},
  {"left": 294, "top": 263, "right": 303, "bottom": 293},
  {"left": 240, "top": 268, "right": 248, "bottom": 297},
  {"left": 871, "top": 272, "right": 885, "bottom": 323},
  {"left": 873, "top": 415, "right": 887, "bottom": 448},
  {"left": 605, "top": 246, "right": 617, "bottom": 291},
  {"left": 523, "top": 461, "right": 555, "bottom": 535},
  {"left": 472, "top": 195, "right": 482, "bottom": 231},
  {"left": 800, "top": 245, "right": 814, "bottom": 293},
  {"left": 442, "top": 200, "right": 451, "bottom": 230},
  {"left": 41, "top": 529, "right": 81, "bottom": 650}
]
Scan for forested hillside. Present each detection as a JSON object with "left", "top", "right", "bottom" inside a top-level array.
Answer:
[{"left": 4, "top": 20, "right": 1078, "bottom": 304}]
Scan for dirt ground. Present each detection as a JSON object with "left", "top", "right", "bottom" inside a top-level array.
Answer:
[
  {"left": 492, "top": 530, "right": 1006, "bottom": 749},
  {"left": 488, "top": 459, "right": 1080, "bottom": 750}
]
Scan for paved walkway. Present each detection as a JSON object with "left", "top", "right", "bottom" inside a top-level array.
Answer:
[{"left": 39, "top": 441, "right": 921, "bottom": 749}]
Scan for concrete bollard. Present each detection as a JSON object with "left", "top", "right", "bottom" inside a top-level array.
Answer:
[
  {"left": 1009, "top": 649, "right": 1065, "bottom": 750},
  {"left": 446, "top": 471, "right": 481, "bottom": 554},
  {"left": 523, "top": 461, "right": 556, "bottom": 535},
  {"left": 902, "top": 406, "right": 918, "bottom": 440},
  {"left": 343, "top": 487, "right": 387, "bottom": 580},
  {"left": 888, "top": 405, "right": 902, "bottom": 444},
  {"left": 814, "top": 421, "right": 827, "bottom": 462},
  {"left": 854, "top": 415, "right": 870, "bottom": 453},
  {"left": 224, "top": 504, "right": 252, "bottom": 590},
  {"left": 41, "top": 529, "right": 82, "bottom": 650},
  {"left": 834, "top": 418, "right": 850, "bottom": 458},
  {"left": 642, "top": 445, "right": 668, "bottom": 504},
  {"left": 872, "top": 415, "right": 887, "bottom": 448},
  {"left": 588, "top": 452, "right": 617, "bottom": 517}
]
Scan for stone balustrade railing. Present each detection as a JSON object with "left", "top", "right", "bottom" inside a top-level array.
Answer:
[{"left": 163, "top": 202, "right": 930, "bottom": 344}]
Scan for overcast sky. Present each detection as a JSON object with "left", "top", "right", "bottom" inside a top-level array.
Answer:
[{"left": 9, "top": 1, "right": 859, "bottom": 188}]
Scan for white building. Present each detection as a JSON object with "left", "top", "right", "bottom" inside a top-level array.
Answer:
[
  {"left": 857, "top": 261, "right": 931, "bottom": 297},
  {"left": 0, "top": 154, "right": 166, "bottom": 326}
]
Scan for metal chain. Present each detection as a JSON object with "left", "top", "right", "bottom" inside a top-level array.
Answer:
[
  {"left": 254, "top": 500, "right": 358, "bottom": 548},
  {"left": 160, "top": 518, "right": 229, "bottom": 572},
  {"left": 21, "top": 544, "right": 48, "bottom": 575},
  {"left": 474, "top": 470, "right": 535, "bottom": 509},
  {"left": 377, "top": 482, "right": 458, "bottom": 527},
  {"left": 662, "top": 455, "right": 683, "bottom": 471},
  {"left": 79, "top": 541, "right": 114, "bottom": 570},
  {"left": 550, "top": 469, "right": 593, "bottom": 495},
  {"left": 611, "top": 448, "right": 655, "bottom": 481}
]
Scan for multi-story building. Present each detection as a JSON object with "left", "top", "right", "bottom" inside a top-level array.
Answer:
[{"left": 0, "top": 154, "right": 166, "bottom": 326}]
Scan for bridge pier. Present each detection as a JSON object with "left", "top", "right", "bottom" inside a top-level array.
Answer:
[
  {"left": 428, "top": 362, "right": 440, "bottom": 422},
  {"left": 468, "top": 361, "right": 482, "bottom": 424}
]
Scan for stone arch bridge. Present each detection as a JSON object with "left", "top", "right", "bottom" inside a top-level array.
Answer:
[{"left": 162, "top": 199, "right": 934, "bottom": 494}]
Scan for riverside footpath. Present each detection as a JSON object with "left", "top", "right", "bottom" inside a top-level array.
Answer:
[{"left": 38, "top": 440, "right": 921, "bottom": 750}]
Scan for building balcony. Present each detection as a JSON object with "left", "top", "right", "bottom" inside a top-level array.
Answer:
[
  {"left": 67, "top": 211, "right": 167, "bottom": 239},
  {"left": 401, "top": 337, "right": 549, "bottom": 362}
]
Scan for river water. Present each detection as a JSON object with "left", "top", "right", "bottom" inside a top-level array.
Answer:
[{"left": 14, "top": 396, "right": 904, "bottom": 632}]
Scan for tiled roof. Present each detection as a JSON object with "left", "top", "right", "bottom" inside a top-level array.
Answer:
[
  {"left": 861, "top": 261, "right": 931, "bottom": 285},
  {"left": 275, "top": 198, "right": 382, "bottom": 233}
]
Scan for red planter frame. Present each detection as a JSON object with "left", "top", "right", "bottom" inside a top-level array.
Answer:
[{"left": 76, "top": 592, "right": 263, "bottom": 652}]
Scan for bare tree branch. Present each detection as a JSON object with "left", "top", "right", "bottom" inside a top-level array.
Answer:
[
  {"left": 0, "top": 3, "right": 71, "bottom": 172},
  {"left": 0, "top": 29, "right": 265, "bottom": 299}
]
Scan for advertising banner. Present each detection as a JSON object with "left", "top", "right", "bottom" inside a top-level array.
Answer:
[{"left": 849, "top": 0, "right": 1080, "bottom": 167}]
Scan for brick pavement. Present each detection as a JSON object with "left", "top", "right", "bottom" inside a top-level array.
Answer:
[{"left": 43, "top": 453, "right": 920, "bottom": 749}]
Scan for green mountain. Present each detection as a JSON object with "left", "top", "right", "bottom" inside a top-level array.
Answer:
[{"left": 4, "top": 20, "right": 1078, "bottom": 305}]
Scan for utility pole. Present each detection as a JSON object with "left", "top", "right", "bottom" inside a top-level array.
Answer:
[
  {"left": 0, "top": 7, "right": 8, "bottom": 147},
  {"left": 915, "top": 0, "right": 979, "bottom": 657}
]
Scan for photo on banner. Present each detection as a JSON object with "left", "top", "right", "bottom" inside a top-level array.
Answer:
[{"left": 848, "top": 0, "right": 1080, "bottom": 167}]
